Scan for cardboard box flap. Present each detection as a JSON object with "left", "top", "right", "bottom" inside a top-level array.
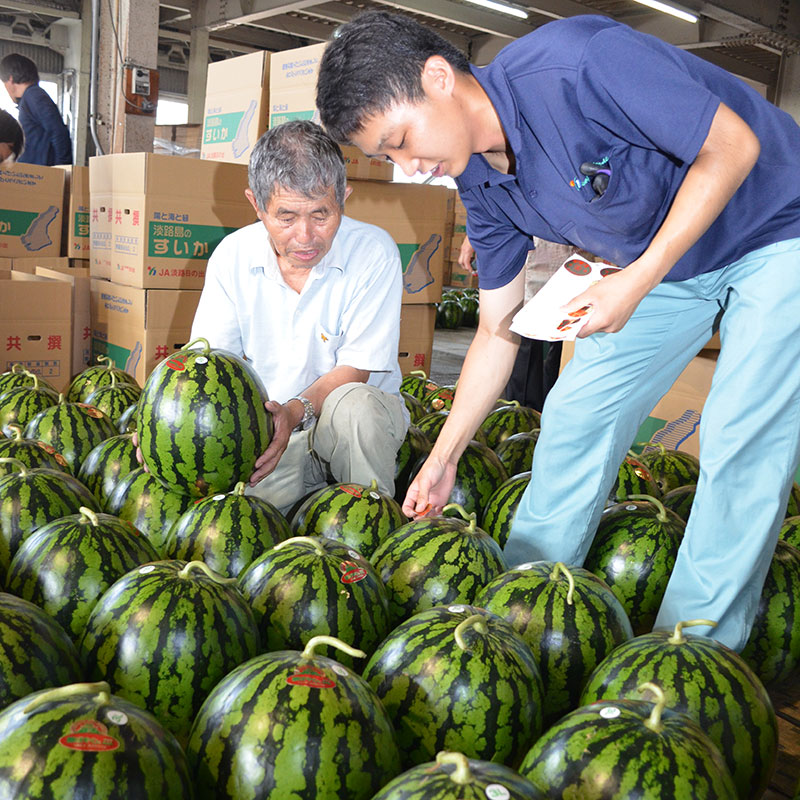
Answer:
[
  {"left": 0, "top": 163, "right": 65, "bottom": 195},
  {"left": 345, "top": 182, "right": 451, "bottom": 222},
  {"left": 145, "top": 289, "right": 202, "bottom": 329},
  {"left": 269, "top": 43, "right": 325, "bottom": 91},
  {"left": 1, "top": 272, "right": 73, "bottom": 321},
  {"left": 207, "top": 51, "right": 270, "bottom": 92}
]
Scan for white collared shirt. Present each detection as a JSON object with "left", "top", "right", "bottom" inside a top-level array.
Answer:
[{"left": 190, "top": 216, "right": 404, "bottom": 404}]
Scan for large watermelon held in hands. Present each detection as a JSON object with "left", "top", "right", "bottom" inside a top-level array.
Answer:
[
  {"left": 164, "top": 480, "right": 291, "bottom": 578},
  {"left": 476, "top": 561, "right": 634, "bottom": 725},
  {"left": 79, "top": 559, "right": 261, "bottom": 746},
  {"left": 238, "top": 535, "right": 391, "bottom": 668},
  {"left": 0, "top": 681, "right": 194, "bottom": 798},
  {"left": 292, "top": 478, "right": 406, "bottom": 559},
  {"left": 580, "top": 619, "right": 778, "bottom": 800},
  {"left": 136, "top": 337, "right": 272, "bottom": 498},
  {"left": 519, "top": 682, "right": 737, "bottom": 799},
  {"left": 364, "top": 604, "right": 544, "bottom": 768},
  {"left": 187, "top": 635, "right": 402, "bottom": 800}
]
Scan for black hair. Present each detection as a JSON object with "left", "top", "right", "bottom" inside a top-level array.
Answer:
[
  {"left": 0, "top": 110, "right": 24, "bottom": 159},
  {"left": 0, "top": 53, "right": 40, "bottom": 84},
  {"left": 316, "top": 10, "right": 470, "bottom": 144}
]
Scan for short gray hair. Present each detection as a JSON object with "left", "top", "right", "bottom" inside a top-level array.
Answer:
[{"left": 248, "top": 120, "right": 347, "bottom": 210}]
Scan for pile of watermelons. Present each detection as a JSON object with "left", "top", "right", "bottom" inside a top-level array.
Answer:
[
  {"left": 0, "top": 348, "right": 798, "bottom": 799},
  {"left": 435, "top": 287, "right": 479, "bottom": 329}
]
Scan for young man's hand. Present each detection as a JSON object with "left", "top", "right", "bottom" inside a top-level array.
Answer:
[
  {"left": 249, "top": 400, "right": 299, "bottom": 486},
  {"left": 402, "top": 455, "right": 458, "bottom": 518}
]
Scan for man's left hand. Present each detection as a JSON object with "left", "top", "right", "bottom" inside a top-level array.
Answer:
[{"left": 249, "top": 400, "right": 299, "bottom": 486}]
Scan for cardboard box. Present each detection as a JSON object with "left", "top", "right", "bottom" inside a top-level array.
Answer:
[
  {"left": 446, "top": 230, "right": 468, "bottom": 261},
  {"left": 90, "top": 279, "right": 202, "bottom": 386},
  {"left": 30, "top": 261, "right": 91, "bottom": 378},
  {"left": 268, "top": 44, "right": 393, "bottom": 182},
  {"left": 447, "top": 259, "right": 479, "bottom": 289},
  {"left": 398, "top": 304, "right": 435, "bottom": 376},
  {"left": 201, "top": 51, "right": 270, "bottom": 164},
  {"left": 345, "top": 181, "right": 453, "bottom": 304},
  {"left": 0, "top": 272, "right": 73, "bottom": 389},
  {"left": 0, "top": 164, "right": 65, "bottom": 259},
  {"left": 154, "top": 124, "right": 202, "bottom": 157},
  {"left": 56, "top": 165, "right": 90, "bottom": 256},
  {"left": 89, "top": 153, "right": 254, "bottom": 290}
]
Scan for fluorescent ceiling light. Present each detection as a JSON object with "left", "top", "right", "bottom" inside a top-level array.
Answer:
[
  {"left": 630, "top": 0, "right": 699, "bottom": 24},
  {"left": 462, "top": 0, "right": 529, "bottom": 20}
]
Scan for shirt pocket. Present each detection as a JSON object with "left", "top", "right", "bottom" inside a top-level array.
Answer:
[{"left": 310, "top": 323, "right": 343, "bottom": 373}]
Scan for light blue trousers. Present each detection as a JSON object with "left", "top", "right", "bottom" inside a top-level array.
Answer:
[{"left": 505, "top": 238, "right": 800, "bottom": 651}]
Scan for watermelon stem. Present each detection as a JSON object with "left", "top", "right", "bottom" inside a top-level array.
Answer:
[
  {"left": 96, "top": 354, "right": 111, "bottom": 368},
  {"left": 79, "top": 506, "right": 99, "bottom": 527},
  {"left": 182, "top": 337, "right": 212, "bottom": 355},
  {"left": 668, "top": 618, "right": 718, "bottom": 644},
  {"left": 275, "top": 536, "right": 326, "bottom": 557},
  {"left": 22, "top": 369, "right": 39, "bottom": 391},
  {"left": 7, "top": 424, "right": 22, "bottom": 441},
  {"left": 23, "top": 681, "right": 113, "bottom": 714},
  {"left": 549, "top": 562, "right": 576, "bottom": 606},
  {"left": 232, "top": 482, "right": 247, "bottom": 496},
  {"left": 409, "top": 370, "right": 428, "bottom": 379},
  {"left": 0, "top": 457, "right": 26, "bottom": 474},
  {"left": 436, "top": 751, "right": 473, "bottom": 785},
  {"left": 454, "top": 614, "right": 489, "bottom": 651},
  {"left": 302, "top": 635, "right": 366, "bottom": 660},
  {"left": 628, "top": 493, "right": 669, "bottom": 522},
  {"left": 638, "top": 681, "right": 666, "bottom": 733},
  {"left": 442, "top": 503, "right": 476, "bottom": 530},
  {"left": 178, "top": 560, "right": 238, "bottom": 585},
  {"left": 10, "top": 363, "right": 23, "bottom": 374}
]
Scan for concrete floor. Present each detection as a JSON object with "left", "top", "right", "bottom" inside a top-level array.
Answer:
[{"left": 429, "top": 327, "right": 474, "bottom": 386}]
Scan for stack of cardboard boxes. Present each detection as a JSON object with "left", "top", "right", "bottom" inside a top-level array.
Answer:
[
  {"left": 0, "top": 163, "right": 91, "bottom": 389},
  {"left": 444, "top": 194, "right": 478, "bottom": 289}
]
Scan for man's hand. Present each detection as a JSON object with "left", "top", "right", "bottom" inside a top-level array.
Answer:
[
  {"left": 249, "top": 400, "right": 299, "bottom": 486},
  {"left": 402, "top": 455, "right": 458, "bottom": 518},
  {"left": 458, "top": 236, "right": 475, "bottom": 271},
  {"left": 562, "top": 264, "right": 654, "bottom": 338},
  {"left": 131, "top": 431, "right": 148, "bottom": 473}
]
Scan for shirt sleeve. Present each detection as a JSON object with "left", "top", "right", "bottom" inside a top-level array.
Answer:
[
  {"left": 334, "top": 230, "right": 403, "bottom": 373},
  {"left": 27, "top": 87, "right": 72, "bottom": 165},
  {"left": 190, "top": 238, "right": 244, "bottom": 356},
  {"left": 576, "top": 26, "right": 720, "bottom": 165}
]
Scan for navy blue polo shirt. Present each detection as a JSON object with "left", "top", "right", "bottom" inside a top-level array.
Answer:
[
  {"left": 456, "top": 16, "right": 800, "bottom": 287},
  {"left": 17, "top": 85, "right": 72, "bottom": 166}
]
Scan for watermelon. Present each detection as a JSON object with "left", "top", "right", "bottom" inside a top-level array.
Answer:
[
  {"left": 424, "top": 384, "right": 457, "bottom": 414},
  {"left": 106, "top": 467, "right": 192, "bottom": 554},
  {"left": 0, "top": 681, "right": 193, "bottom": 798},
  {"left": 607, "top": 456, "right": 660, "bottom": 505},
  {"left": 480, "top": 471, "right": 531, "bottom": 548},
  {"left": 436, "top": 299, "right": 464, "bottom": 329},
  {"left": 584, "top": 494, "right": 684, "bottom": 635},
  {"left": 65, "top": 354, "right": 139, "bottom": 403},
  {"left": 401, "top": 391, "right": 427, "bottom": 424},
  {"left": 371, "top": 506, "right": 507, "bottom": 625},
  {"left": 639, "top": 443, "right": 701, "bottom": 494},
  {"left": 459, "top": 294, "right": 480, "bottom": 327},
  {"left": 740, "top": 539, "right": 800, "bottom": 685},
  {"left": 164, "top": 480, "right": 291, "bottom": 578},
  {"left": 364, "top": 604, "right": 544, "bottom": 767},
  {"left": 478, "top": 401, "right": 541, "bottom": 451},
  {"left": 0, "top": 592, "right": 82, "bottom": 710},
  {"left": 580, "top": 619, "right": 778, "bottom": 800},
  {"left": 780, "top": 515, "right": 800, "bottom": 550},
  {"left": 238, "top": 535, "right": 391, "bottom": 667},
  {"left": 661, "top": 483, "right": 696, "bottom": 523},
  {"left": 786, "top": 482, "right": 800, "bottom": 518},
  {"left": 0, "top": 374, "right": 59, "bottom": 437},
  {"left": 187, "top": 635, "right": 401, "bottom": 800},
  {"left": 24, "top": 398, "right": 118, "bottom": 474},
  {"left": 0, "top": 424, "right": 70, "bottom": 475},
  {"left": 136, "top": 338, "right": 272, "bottom": 498},
  {"left": 493, "top": 430, "right": 539, "bottom": 478},
  {"left": 85, "top": 372, "right": 142, "bottom": 426},
  {"left": 400, "top": 370, "right": 438, "bottom": 403},
  {"left": 0, "top": 458, "right": 98, "bottom": 584},
  {"left": 442, "top": 440, "right": 508, "bottom": 518},
  {"left": 7, "top": 507, "right": 159, "bottom": 642},
  {"left": 116, "top": 402, "right": 138, "bottom": 434},
  {"left": 292, "top": 479, "right": 406, "bottom": 559},
  {"left": 80, "top": 559, "right": 260, "bottom": 746},
  {"left": 373, "top": 750, "right": 544, "bottom": 800},
  {"left": 416, "top": 410, "right": 450, "bottom": 443},
  {"left": 78, "top": 433, "right": 139, "bottom": 508},
  {"left": 395, "top": 425, "right": 432, "bottom": 503},
  {"left": 0, "top": 363, "right": 56, "bottom": 398},
  {"left": 519, "top": 682, "right": 737, "bottom": 799},
  {"left": 476, "top": 561, "right": 634, "bottom": 725}
]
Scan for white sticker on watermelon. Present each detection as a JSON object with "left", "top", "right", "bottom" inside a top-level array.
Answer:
[
  {"left": 626, "top": 504, "right": 637, "bottom": 511},
  {"left": 139, "top": 565, "right": 155, "bottom": 574},
  {"left": 486, "top": 785, "right": 511, "bottom": 800},
  {"left": 448, "top": 605, "right": 466, "bottom": 613},
  {"left": 106, "top": 710, "right": 128, "bottom": 726},
  {"left": 331, "top": 664, "right": 348, "bottom": 677},
  {"left": 195, "top": 357, "right": 208, "bottom": 365},
  {"left": 212, "top": 494, "right": 226, "bottom": 501},
  {"left": 348, "top": 550, "right": 361, "bottom": 560},
  {"left": 369, "top": 491, "right": 380, "bottom": 500},
  {"left": 515, "top": 563, "right": 536, "bottom": 571},
  {"left": 599, "top": 706, "right": 621, "bottom": 719}
]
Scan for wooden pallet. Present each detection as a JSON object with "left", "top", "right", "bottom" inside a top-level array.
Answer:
[{"left": 765, "top": 680, "right": 800, "bottom": 798}]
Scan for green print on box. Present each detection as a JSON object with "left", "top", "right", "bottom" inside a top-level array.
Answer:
[
  {"left": 147, "top": 221, "right": 239, "bottom": 260},
  {"left": 203, "top": 111, "right": 245, "bottom": 144}
]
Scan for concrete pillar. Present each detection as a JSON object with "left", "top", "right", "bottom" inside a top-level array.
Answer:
[
  {"left": 95, "top": 0, "right": 159, "bottom": 153},
  {"left": 776, "top": 53, "right": 800, "bottom": 124},
  {"left": 187, "top": 0, "right": 210, "bottom": 125},
  {"left": 60, "top": 2, "right": 92, "bottom": 165}
]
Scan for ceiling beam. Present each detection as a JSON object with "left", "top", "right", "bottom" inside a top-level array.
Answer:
[
  {"left": 689, "top": 46, "right": 777, "bottom": 86},
  {"left": 202, "top": 0, "right": 330, "bottom": 29},
  {"left": 239, "top": 12, "right": 336, "bottom": 41},
  {"left": 518, "top": 0, "right": 606, "bottom": 22},
  {"left": 697, "top": 0, "right": 800, "bottom": 38},
  {"left": 0, "top": 0, "right": 79, "bottom": 18}
]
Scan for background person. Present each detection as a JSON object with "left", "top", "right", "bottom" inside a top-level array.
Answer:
[{"left": 0, "top": 109, "right": 23, "bottom": 166}]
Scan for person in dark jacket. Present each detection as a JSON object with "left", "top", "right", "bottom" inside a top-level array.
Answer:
[
  {"left": 0, "top": 54, "right": 71, "bottom": 165},
  {"left": 0, "top": 109, "right": 23, "bottom": 166}
]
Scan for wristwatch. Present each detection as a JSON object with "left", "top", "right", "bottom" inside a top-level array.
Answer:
[{"left": 289, "top": 396, "right": 316, "bottom": 431}]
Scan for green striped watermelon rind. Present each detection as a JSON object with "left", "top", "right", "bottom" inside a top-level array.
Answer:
[{"left": 479, "top": 471, "right": 531, "bottom": 548}]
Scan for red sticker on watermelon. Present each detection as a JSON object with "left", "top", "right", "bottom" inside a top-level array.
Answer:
[
  {"left": 59, "top": 719, "right": 120, "bottom": 752},
  {"left": 165, "top": 354, "right": 189, "bottom": 371},
  {"left": 340, "top": 486, "right": 363, "bottom": 499},
  {"left": 340, "top": 560, "right": 367, "bottom": 584},
  {"left": 77, "top": 404, "right": 105, "bottom": 419},
  {"left": 286, "top": 666, "right": 336, "bottom": 689}
]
